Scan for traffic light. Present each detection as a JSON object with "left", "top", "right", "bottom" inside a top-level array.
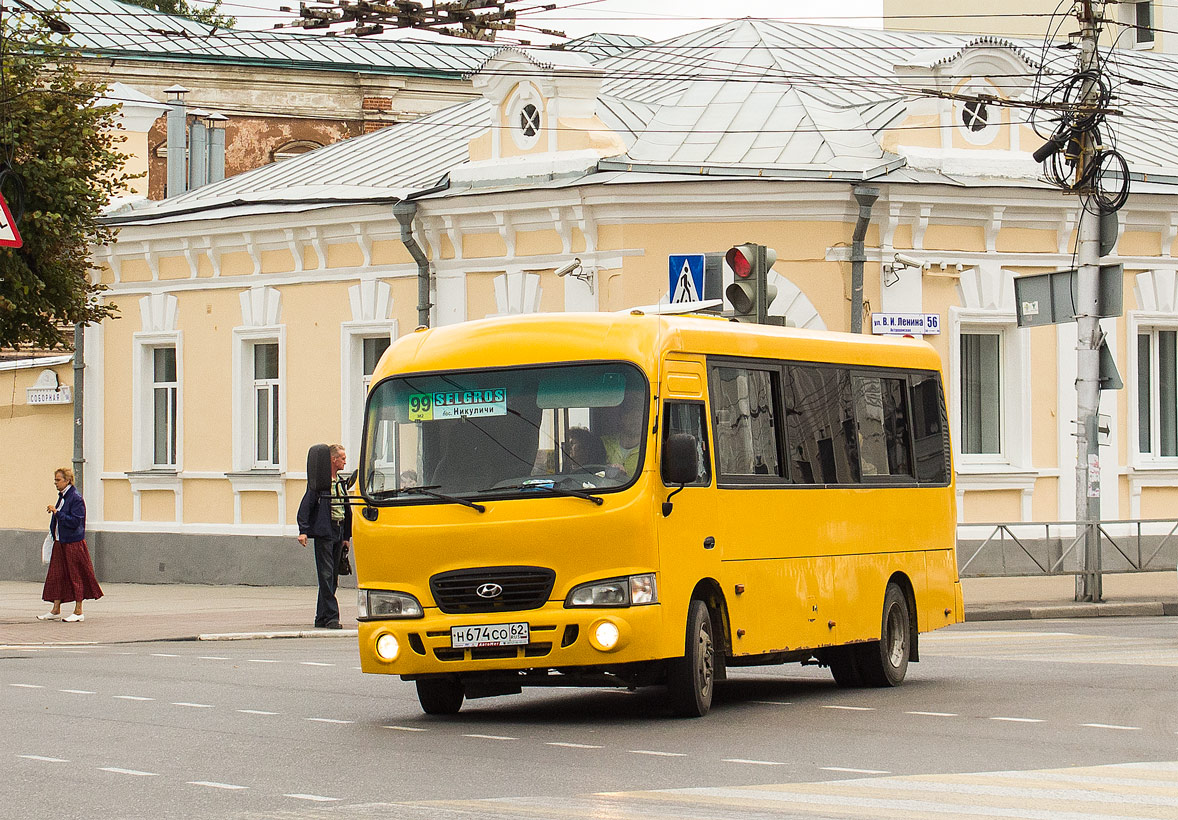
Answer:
[{"left": 724, "top": 243, "right": 778, "bottom": 323}]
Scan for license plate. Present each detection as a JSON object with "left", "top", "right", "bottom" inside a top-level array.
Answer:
[{"left": 451, "top": 622, "right": 529, "bottom": 649}]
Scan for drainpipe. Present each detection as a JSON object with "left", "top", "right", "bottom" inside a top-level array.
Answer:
[
  {"left": 850, "top": 185, "right": 879, "bottom": 334},
  {"left": 72, "top": 322, "right": 84, "bottom": 497},
  {"left": 393, "top": 200, "right": 431, "bottom": 328}
]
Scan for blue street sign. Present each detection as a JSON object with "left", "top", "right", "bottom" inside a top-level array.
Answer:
[{"left": 668, "top": 254, "right": 705, "bottom": 303}]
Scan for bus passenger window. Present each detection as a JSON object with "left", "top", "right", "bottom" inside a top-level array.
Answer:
[
  {"left": 853, "top": 376, "right": 914, "bottom": 479},
  {"left": 661, "top": 402, "right": 710, "bottom": 486},
  {"left": 783, "top": 366, "right": 859, "bottom": 484},
  {"left": 712, "top": 368, "right": 781, "bottom": 477},
  {"left": 910, "top": 373, "right": 949, "bottom": 484}
]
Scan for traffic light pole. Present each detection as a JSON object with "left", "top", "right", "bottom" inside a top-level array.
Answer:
[
  {"left": 1074, "top": 0, "right": 1103, "bottom": 603},
  {"left": 754, "top": 244, "right": 768, "bottom": 325}
]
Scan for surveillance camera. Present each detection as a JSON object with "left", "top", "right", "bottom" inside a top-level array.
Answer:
[
  {"left": 893, "top": 253, "right": 924, "bottom": 269},
  {"left": 554, "top": 258, "right": 582, "bottom": 277}
]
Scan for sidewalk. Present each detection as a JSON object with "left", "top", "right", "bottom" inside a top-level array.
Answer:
[{"left": 1, "top": 573, "right": 1175, "bottom": 647}]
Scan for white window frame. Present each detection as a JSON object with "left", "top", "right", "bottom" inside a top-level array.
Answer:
[
  {"left": 949, "top": 308, "right": 1031, "bottom": 470},
  {"left": 232, "top": 326, "right": 286, "bottom": 473},
  {"left": 131, "top": 330, "right": 182, "bottom": 472},
  {"left": 1131, "top": 0, "right": 1155, "bottom": 47},
  {"left": 506, "top": 82, "right": 543, "bottom": 151},
  {"left": 1129, "top": 312, "right": 1178, "bottom": 466},
  {"left": 340, "top": 320, "right": 396, "bottom": 459}
]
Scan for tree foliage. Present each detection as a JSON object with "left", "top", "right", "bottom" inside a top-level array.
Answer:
[
  {"left": 119, "top": 0, "right": 236, "bottom": 29},
  {"left": 0, "top": 9, "right": 136, "bottom": 349}
]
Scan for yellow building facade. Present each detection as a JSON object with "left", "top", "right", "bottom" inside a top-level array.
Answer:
[{"left": 4, "top": 20, "right": 1177, "bottom": 583}]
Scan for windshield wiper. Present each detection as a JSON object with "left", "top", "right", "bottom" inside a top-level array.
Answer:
[
  {"left": 478, "top": 481, "right": 604, "bottom": 506},
  {"left": 372, "top": 485, "right": 486, "bottom": 513}
]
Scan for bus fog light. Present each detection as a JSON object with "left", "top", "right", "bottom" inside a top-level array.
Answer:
[
  {"left": 375, "top": 633, "right": 400, "bottom": 661},
  {"left": 589, "top": 618, "right": 629, "bottom": 652}
]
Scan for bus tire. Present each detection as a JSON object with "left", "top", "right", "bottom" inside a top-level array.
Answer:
[
  {"left": 855, "top": 582, "right": 910, "bottom": 687},
  {"left": 416, "top": 677, "right": 465, "bottom": 715},
  {"left": 827, "top": 647, "right": 864, "bottom": 688},
  {"left": 666, "top": 600, "right": 715, "bottom": 717}
]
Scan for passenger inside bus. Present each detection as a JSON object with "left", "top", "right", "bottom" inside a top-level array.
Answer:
[
  {"left": 601, "top": 392, "right": 644, "bottom": 477},
  {"left": 562, "top": 426, "right": 607, "bottom": 471}
]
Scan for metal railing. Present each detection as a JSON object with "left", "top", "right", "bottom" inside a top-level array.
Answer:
[{"left": 956, "top": 518, "right": 1178, "bottom": 578}]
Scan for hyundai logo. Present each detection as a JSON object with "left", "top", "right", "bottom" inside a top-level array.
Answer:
[{"left": 476, "top": 583, "right": 504, "bottom": 599}]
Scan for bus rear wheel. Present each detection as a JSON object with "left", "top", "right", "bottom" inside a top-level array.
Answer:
[
  {"left": 666, "top": 600, "right": 715, "bottom": 717},
  {"left": 855, "top": 582, "right": 910, "bottom": 687},
  {"left": 416, "top": 677, "right": 465, "bottom": 715}
]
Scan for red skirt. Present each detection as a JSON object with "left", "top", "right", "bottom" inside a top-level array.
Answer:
[{"left": 42, "top": 540, "right": 103, "bottom": 604}]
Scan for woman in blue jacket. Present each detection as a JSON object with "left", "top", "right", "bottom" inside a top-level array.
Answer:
[{"left": 38, "top": 467, "right": 102, "bottom": 623}]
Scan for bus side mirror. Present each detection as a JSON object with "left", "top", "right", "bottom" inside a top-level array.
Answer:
[{"left": 663, "top": 433, "right": 699, "bottom": 486}]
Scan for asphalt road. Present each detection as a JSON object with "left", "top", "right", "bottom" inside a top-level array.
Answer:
[{"left": 2, "top": 617, "right": 1177, "bottom": 819}]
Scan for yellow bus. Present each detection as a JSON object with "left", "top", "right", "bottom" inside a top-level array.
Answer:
[{"left": 354, "top": 311, "right": 962, "bottom": 717}]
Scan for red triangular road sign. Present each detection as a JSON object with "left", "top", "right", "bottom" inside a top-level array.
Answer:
[{"left": 0, "top": 192, "right": 22, "bottom": 248}]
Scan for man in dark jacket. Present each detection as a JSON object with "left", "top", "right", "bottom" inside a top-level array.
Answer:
[{"left": 297, "top": 444, "right": 352, "bottom": 628}]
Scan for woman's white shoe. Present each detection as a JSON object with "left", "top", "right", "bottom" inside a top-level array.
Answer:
[
  {"left": 62, "top": 613, "right": 84, "bottom": 623},
  {"left": 36, "top": 612, "right": 62, "bottom": 621}
]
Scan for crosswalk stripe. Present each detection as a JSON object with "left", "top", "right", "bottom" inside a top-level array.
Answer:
[{"left": 392, "top": 761, "right": 1178, "bottom": 820}]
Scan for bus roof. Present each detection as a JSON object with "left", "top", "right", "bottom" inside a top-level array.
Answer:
[{"left": 376, "top": 312, "right": 944, "bottom": 380}]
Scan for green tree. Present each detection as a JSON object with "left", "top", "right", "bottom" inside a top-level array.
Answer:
[
  {"left": 0, "top": 7, "right": 137, "bottom": 349},
  {"left": 119, "top": 0, "right": 236, "bottom": 29}
]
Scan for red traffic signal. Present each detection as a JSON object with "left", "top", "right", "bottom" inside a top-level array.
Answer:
[{"left": 725, "top": 244, "right": 756, "bottom": 279}]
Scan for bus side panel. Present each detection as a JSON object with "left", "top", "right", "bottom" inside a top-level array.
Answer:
[
  {"left": 720, "top": 558, "right": 817, "bottom": 656},
  {"left": 922, "top": 548, "right": 962, "bottom": 630}
]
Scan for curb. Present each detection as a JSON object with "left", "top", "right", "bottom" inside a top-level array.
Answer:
[
  {"left": 965, "top": 601, "right": 1178, "bottom": 622},
  {"left": 197, "top": 629, "right": 359, "bottom": 641}
]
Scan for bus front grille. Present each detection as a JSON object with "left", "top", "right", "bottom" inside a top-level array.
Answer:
[{"left": 430, "top": 566, "right": 556, "bottom": 614}]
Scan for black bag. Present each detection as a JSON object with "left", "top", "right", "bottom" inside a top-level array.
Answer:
[{"left": 338, "top": 542, "right": 352, "bottom": 576}]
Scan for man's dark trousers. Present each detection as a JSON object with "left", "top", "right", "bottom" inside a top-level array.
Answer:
[{"left": 313, "top": 536, "right": 343, "bottom": 627}]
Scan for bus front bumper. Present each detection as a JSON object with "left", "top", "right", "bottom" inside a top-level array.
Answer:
[{"left": 357, "top": 603, "right": 668, "bottom": 676}]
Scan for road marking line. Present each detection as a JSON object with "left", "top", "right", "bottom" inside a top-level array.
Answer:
[
  {"left": 9, "top": 684, "right": 44, "bottom": 689},
  {"left": 906, "top": 711, "right": 958, "bottom": 717},
  {"left": 188, "top": 781, "right": 247, "bottom": 790},
  {"left": 724, "top": 758, "right": 785, "bottom": 766},
  {"left": 307, "top": 718, "right": 353, "bottom": 724},
  {"left": 630, "top": 750, "right": 687, "bottom": 757},
  {"left": 113, "top": 695, "right": 154, "bottom": 701},
  {"left": 382, "top": 725, "right": 427, "bottom": 732},
  {"left": 546, "top": 742, "right": 603, "bottom": 749},
  {"left": 99, "top": 767, "right": 158, "bottom": 777},
  {"left": 1081, "top": 723, "right": 1142, "bottom": 730},
  {"left": 18, "top": 755, "right": 68, "bottom": 763},
  {"left": 820, "top": 766, "right": 891, "bottom": 774},
  {"left": 284, "top": 794, "right": 339, "bottom": 802},
  {"left": 300, "top": 662, "right": 334, "bottom": 666},
  {"left": 246, "top": 659, "right": 279, "bottom": 664},
  {"left": 198, "top": 656, "right": 230, "bottom": 661},
  {"left": 990, "top": 717, "right": 1045, "bottom": 723},
  {"left": 822, "top": 705, "right": 873, "bottom": 711},
  {"left": 171, "top": 702, "right": 214, "bottom": 709},
  {"left": 752, "top": 701, "right": 793, "bottom": 706},
  {"left": 463, "top": 733, "right": 517, "bottom": 741},
  {"left": 150, "top": 653, "right": 179, "bottom": 658},
  {"left": 59, "top": 689, "right": 95, "bottom": 695},
  {"left": 237, "top": 709, "right": 279, "bottom": 715}
]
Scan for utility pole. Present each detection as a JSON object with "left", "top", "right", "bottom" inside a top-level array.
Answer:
[{"left": 1074, "top": 0, "right": 1103, "bottom": 602}]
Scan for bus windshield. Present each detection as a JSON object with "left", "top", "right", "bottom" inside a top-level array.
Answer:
[{"left": 363, "top": 362, "right": 648, "bottom": 501}]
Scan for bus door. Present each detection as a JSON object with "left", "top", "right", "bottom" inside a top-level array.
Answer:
[{"left": 656, "top": 357, "right": 720, "bottom": 639}]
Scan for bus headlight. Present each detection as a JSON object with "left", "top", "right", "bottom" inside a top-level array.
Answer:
[
  {"left": 375, "top": 633, "right": 400, "bottom": 661},
  {"left": 358, "top": 589, "right": 423, "bottom": 620},
  {"left": 565, "top": 574, "right": 658, "bottom": 608}
]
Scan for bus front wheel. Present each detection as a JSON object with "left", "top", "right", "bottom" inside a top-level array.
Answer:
[
  {"left": 855, "top": 582, "right": 910, "bottom": 687},
  {"left": 666, "top": 600, "right": 715, "bottom": 717},
  {"left": 416, "top": 677, "right": 465, "bottom": 715}
]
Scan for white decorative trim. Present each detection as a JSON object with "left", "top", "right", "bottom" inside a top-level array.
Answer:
[
  {"left": 231, "top": 325, "right": 286, "bottom": 474},
  {"left": 913, "top": 205, "right": 932, "bottom": 250},
  {"left": 955, "top": 468, "right": 1039, "bottom": 521},
  {"left": 125, "top": 471, "right": 183, "bottom": 524},
  {"left": 225, "top": 471, "right": 286, "bottom": 527},
  {"left": 239, "top": 285, "right": 282, "bottom": 327},
  {"left": 767, "top": 272, "right": 826, "bottom": 330},
  {"left": 492, "top": 271, "right": 542, "bottom": 315},
  {"left": 138, "top": 293, "right": 179, "bottom": 333}
]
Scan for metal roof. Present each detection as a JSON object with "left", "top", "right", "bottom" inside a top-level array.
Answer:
[
  {"left": 23, "top": 0, "right": 495, "bottom": 77},
  {"left": 107, "top": 17, "right": 1178, "bottom": 224}
]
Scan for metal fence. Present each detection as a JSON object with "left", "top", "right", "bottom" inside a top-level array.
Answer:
[{"left": 956, "top": 519, "right": 1178, "bottom": 578}]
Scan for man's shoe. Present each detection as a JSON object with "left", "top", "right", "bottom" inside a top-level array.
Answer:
[
  {"left": 36, "top": 612, "right": 61, "bottom": 621},
  {"left": 62, "top": 613, "right": 84, "bottom": 623},
  {"left": 325, "top": 621, "right": 342, "bottom": 629}
]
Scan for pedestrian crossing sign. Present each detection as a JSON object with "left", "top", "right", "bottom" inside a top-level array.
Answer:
[
  {"left": 668, "top": 254, "right": 705, "bottom": 303},
  {"left": 0, "top": 192, "right": 21, "bottom": 248}
]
